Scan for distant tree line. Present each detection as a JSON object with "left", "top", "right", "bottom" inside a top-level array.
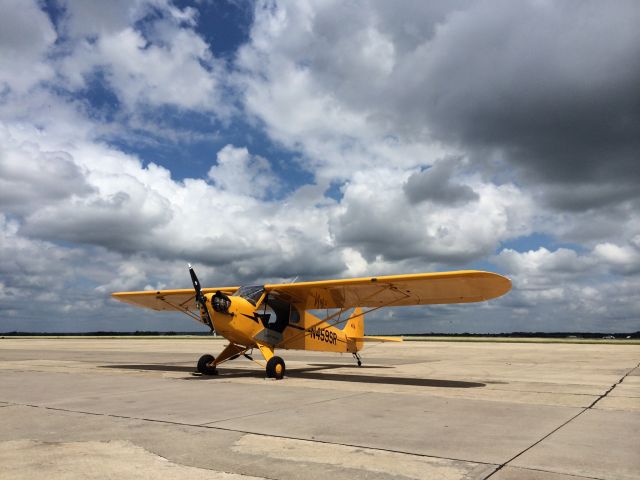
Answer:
[
  {"left": 402, "top": 331, "right": 640, "bottom": 339},
  {"left": 0, "top": 331, "right": 213, "bottom": 336},
  {"left": 1, "top": 330, "right": 638, "bottom": 338}
]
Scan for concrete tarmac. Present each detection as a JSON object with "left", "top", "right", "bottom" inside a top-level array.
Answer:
[{"left": 0, "top": 338, "right": 638, "bottom": 480}]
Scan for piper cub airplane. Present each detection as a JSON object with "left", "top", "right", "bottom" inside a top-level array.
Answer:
[{"left": 112, "top": 267, "right": 511, "bottom": 379}]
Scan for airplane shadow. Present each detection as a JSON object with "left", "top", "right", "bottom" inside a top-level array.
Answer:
[
  {"left": 101, "top": 364, "right": 485, "bottom": 388},
  {"left": 287, "top": 371, "right": 485, "bottom": 388},
  {"left": 101, "top": 364, "right": 196, "bottom": 373},
  {"left": 307, "top": 363, "right": 394, "bottom": 369}
]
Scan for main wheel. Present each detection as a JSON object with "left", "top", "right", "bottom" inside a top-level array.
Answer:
[
  {"left": 266, "top": 356, "right": 285, "bottom": 380},
  {"left": 197, "top": 354, "right": 217, "bottom": 375}
]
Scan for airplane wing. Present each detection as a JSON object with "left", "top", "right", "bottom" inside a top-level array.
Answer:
[
  {"left": 265, "top": 270, "right": 510, "bottom": 310},
  {"left": 111, "top": 287, "right": 239, "bottom": 312}
]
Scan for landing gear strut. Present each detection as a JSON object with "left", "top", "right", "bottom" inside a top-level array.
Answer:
[
  {"left": 353, "top": 352, "right": 362, "bottom": 367},
  {"left": 197, "top": 354, "right": 218, "bottom": 375}
]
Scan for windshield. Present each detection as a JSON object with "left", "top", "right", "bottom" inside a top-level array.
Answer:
[{"left": 233, "top": 285, "right": 265, "bottom": 306}]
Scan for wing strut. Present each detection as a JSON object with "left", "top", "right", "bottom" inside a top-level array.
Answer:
[
  {"left": 156, "top": 297, "right": 202, "bottom": 322},
  {"left": 280, "top": 284, "right": 410, "bottom": 348}
]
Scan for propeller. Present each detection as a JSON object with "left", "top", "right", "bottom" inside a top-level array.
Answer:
[{"left": 188, "top": 264, "right": 214, "bottom": 333}]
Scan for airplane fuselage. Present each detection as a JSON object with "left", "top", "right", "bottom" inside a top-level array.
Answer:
[{"left": 203, "top": 292, "right": 361, "bottom": 353}]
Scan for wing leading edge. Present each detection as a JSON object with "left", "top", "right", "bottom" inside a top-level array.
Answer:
[
  {"left": 265, "top": 270, "right": 511, "bottom": 310},
  {"left": 111, "top": 287, "right": 239, "bottom": 312}
]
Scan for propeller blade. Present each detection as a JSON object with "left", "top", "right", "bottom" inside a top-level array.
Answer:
[
  {"left": 188, "top": 263, "right": 203, "bottom": 300},
  {"left": 188, "top": 264, "right": 214, "bottom": 333}
]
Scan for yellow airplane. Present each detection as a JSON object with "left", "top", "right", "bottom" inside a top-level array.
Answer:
[{"left": 112, "top": 266, "right": 511, "bottom": 379}]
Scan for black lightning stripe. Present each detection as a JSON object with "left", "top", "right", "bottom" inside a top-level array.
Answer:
[{"left": 241, "top": 313, "right": 260, "bottom": 323}]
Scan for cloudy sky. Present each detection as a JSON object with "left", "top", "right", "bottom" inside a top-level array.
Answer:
[{"left": 1, "top": 0, "right": 639, "bottom": 334}]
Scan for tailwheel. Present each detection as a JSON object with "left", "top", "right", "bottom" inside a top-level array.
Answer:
[
  {"left": 197, "top": 354, "right": 218, "bottom": 375},
  {"left": 353, "top": 352, "right": 362, "bottom": 367},
  {"left": 266, "top": 356, "right": 286, "bottom": 380}
]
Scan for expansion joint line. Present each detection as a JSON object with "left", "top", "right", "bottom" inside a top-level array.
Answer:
[
  {"left": 482, "top": 360, "right": 640, "bottom": 479},
  {"left": 199, "top": 391, "right": 367, "bottom": 425},
  {"left": 6, "top": 400, "right": 492, "bottom": 468}
]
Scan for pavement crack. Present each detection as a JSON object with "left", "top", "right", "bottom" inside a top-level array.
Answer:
[
  {"left": 482, "top": 360, "right": 640, "bottom": 479},
  {"left": 587, "top": 361, "right": 640, "bottom": 409}
]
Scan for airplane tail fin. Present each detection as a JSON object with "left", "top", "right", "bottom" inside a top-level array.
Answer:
[
  {"left": 345, "top": 307, "right": 364, "bottom": 352},
  {"left": 345, "top": 307, "right": 364, "bottom": 336},
  {"left": 344, "top": 308, "right": 402, "bottom": 352}
]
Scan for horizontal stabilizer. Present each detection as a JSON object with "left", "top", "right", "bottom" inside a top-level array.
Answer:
[{"left": 348, "top": 336, "right": 402, "bottom": 342}]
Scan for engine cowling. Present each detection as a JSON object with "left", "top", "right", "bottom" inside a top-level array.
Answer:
[
  {"left": 211, "top": 291, "right": 231, "bottom": 313},
  {"left": 205, "top": 292, "right": 262, "bottom": 345}
]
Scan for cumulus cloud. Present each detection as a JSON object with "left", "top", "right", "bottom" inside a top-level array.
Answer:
[
  {"left": 409, "top": 1, "right": 640, "bottom": 186},
  {"left": 593, "top": 241, "right": 640, "bottom": 275},
  {"left": 0, "top": 214, "right": 89, "bottom": 326},
  {"left": 404, "top": 156, "right": 478, "bottom": 206},
  {"left": 0, "top": 0, "right": 56, "bottom": 93},
  {"left": 541, "top": 182, "right": 640, "bottom": 212},
  {"left": 0, "top": 119, "right": 342, "bottom": 284},
  {"left": 208, "top": 145, "right": 277, "bottom": 199},
  {"left": 238, "top": 0, "right": 640, "bottom": 210},
  {"left": 58, "top": 4, "right": 226, "bottom": 114},
  {"left": 332, "top": 168, "right": 531, "bottom": 264},
  {"left": 58, "top": 0, "right": 198, "bottom": 38},
  {"left": 495, "top": 248, "right": 595, "bottom": 288},
  {"left": 492, "top": 246, "right": 640, "bottom": 331},
  {"left": 0, "top": 129, "right": 94, "bottom": 214},
  {"left": 236, "top": 1, "right": 452, "bottom": 182},
  {"left": 0, "top": 213, "right": 217, "bottom": 331},
  {"left": 0, "top": 121, "right": 345, "bottom": 330},
  {"left": 21, "top": 190, "right": 171, "bottom": 252}
]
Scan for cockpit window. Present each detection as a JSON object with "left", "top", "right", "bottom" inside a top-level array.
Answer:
[{"left": 233, "top": 285, "right": 265, "bottom": 306}]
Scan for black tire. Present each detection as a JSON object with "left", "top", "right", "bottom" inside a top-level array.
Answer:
[
  {"left": 266, "top": 356, "right": 285, "bottom": 380},
  {"left": 197, "top": 354, "right": 217, "bottom": 375}
]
